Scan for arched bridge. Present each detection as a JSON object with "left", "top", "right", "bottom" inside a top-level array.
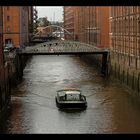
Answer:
[
  {"left": 32, "top": 25, "right": 72, "bottom": 42},
  {"left": 18, "top": 40, "right": 108, "bottom": 55},
  {"left": 17, "top": 40, "right": 109, "bottom": 76},
  {"left": 34, "top": 25, "right": 72, "bottom": 37}
]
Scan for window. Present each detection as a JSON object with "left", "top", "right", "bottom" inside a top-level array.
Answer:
[
  {"left": 7, "top": 6, "right": 10, "bottom": 10},
  {"left": 5, "top": 39, "right": 12, "bottom": 44},
  {"left": 7, "top": 27, "right": 10, "bottom": 32},
  {"left": 7, "top": 16, "right": 10, "bottom": 21}
]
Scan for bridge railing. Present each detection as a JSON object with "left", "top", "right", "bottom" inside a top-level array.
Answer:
[{"left": 18, "top": 40, "right": 109, "bottom": 54}]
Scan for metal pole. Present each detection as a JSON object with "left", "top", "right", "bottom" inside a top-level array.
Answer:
[{"left": 89, "top": 7, "right": 90, "bottom": 45}]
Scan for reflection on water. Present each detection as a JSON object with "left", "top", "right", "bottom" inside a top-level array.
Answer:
[{"left": 1, "top": 55, "right": 140, "bottom": 133}]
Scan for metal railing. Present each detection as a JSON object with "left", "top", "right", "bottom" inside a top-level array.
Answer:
[{"left": 17, "top": 40, "right": 108, "bottom": 55}]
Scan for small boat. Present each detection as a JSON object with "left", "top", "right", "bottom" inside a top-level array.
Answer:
[{"left": 55, "top": 88, "right": 87, "bottom": 109}]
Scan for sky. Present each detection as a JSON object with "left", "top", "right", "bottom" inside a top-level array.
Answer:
[{"left": 36, "top": 6, "right": 63, "bottom": 22}]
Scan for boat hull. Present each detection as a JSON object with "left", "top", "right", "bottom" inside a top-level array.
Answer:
[{"left": 55, "top": 97, "right": 87, "bottom": 109}]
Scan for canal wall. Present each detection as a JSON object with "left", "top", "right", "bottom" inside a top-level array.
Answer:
[
  {"left": 9, "top": 53, "right": 30, "bottom": 87},
  {"left": 0, "top": 63, "right": 11, "bottom": 122},
  {"left": 0, "top": 50, "right": 29, "bottom": 122},
  {"left": 109, "top": 52, "right": 140, "bottom": 96},
  {"left": 83, "top": 53, "right": 140, "bottom": 96}
]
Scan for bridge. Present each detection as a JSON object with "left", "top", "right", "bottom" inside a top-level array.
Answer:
[
  {"left": 31, "top": 25, "right": 72, "bottom": 43},
  {"left": 17, "top": 40, "right": 109, "bottom": 76}
]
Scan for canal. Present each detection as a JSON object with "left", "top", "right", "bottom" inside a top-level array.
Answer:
[{"left": 1, "top": 55, "right": 140, "bottom": 133}]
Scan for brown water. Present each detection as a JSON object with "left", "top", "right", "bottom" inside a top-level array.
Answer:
[{"left": 1, "top": 55, "right": 140, "bottom": 133}]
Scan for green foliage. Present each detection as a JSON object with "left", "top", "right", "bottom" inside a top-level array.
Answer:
[{"left": 37, "top": 17, "right": 51, "bottom": 27}]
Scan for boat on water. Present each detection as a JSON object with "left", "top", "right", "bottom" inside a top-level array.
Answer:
[{"left": 55, "top": 88, "right": 87, "bottom": 109}]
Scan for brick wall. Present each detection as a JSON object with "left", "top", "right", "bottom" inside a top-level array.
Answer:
[
  {"left": 64, "top": 6, "right": 75, "bottom": 40},
  {"left": 3, "top": 6, "right": 30, "bottom": 48},
  {"left": 72, "top": 6, "right": 110, "bottom": 48},
  {"left": 110, "top": 6, "right": 140, "bottom": 70}
]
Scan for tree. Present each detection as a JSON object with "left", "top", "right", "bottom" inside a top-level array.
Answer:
[{"left": 38, "top": 17, "right": 50, "bottom": 27}]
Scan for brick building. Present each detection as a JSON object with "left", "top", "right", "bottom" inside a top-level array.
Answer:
[
  {"left": 0, "top": 6, "right": 34, "bottom": 118},
  {"left": 73, "top": 7, "right": 98, "bottom": 44},
  {"left": 0, "top": 6, "right": 11, "bottom": 116},
  {"left": 110, "top": 6, "right": 140, "bottom": 94},
  {"left": 64, "top": 6, "right": 110, "bottom": 48},
  {"left": 2, "top": 6, "right": 31, "bottom": 48},
  {"left": 28, "top": 6, "right": 34, "bottom": 39},
  {"left": 63, "top": 6, "right": 75, "bottom": 40},
  {"left": 96, "top": 6, "right": 110, "bottom": 48},
  {"left": 110, "top": 6, "right": 140, "bottom": 70}
]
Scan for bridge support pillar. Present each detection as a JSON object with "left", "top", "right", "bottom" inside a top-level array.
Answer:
[{"left": 101, "top": 52, "right": 108, "bottom": 76}]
